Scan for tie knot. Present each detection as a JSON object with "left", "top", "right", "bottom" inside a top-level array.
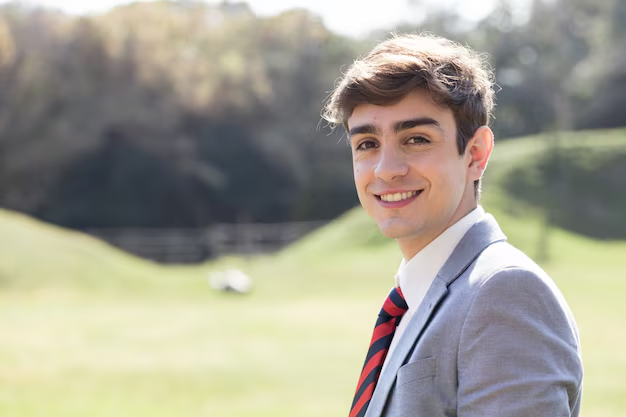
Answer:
[{"left": 380, "top": 286, "right": 408, "bottom": 319}]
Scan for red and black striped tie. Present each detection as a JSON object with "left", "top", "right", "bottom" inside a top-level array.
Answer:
[{"left": 349, "top": 287, "right": 409, "bottom": 417}]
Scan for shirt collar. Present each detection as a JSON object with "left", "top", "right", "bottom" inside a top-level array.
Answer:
[{"left": 394, "top": 206, "right": 485, "bottom": 310}]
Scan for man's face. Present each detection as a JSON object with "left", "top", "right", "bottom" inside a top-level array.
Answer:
[{"left": 348, "top": 89, "right": 479, "bottom": 258}]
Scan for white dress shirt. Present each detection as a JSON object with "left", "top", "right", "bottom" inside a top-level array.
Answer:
[{"left": 382, "top": 206, "right": 486, "bottom": 371}]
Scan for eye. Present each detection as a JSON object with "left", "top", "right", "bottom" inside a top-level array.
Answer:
[
  {"left": 355, "top": 140, "right": 378, "bottom": 151},
  {"left": 407, "top": 136, "right": 430, "bottom": 144}
]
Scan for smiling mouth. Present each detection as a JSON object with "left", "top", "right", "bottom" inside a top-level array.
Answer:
[{"left": 377, "top": 190, "right": 421, "bottom": 202}]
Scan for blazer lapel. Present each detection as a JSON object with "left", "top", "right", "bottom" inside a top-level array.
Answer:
[
  {"left": 436, "top": 214, "right": 507, "bottom": 287},
  {"left": 364, "top": 214, "right": 507, "bottom": 417},
  {"left": 365, "top": 277, "right": 448, "bottom": 417}
]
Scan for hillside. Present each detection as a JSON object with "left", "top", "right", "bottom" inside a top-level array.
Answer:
[
  {"left": 0, "top": 209, "right": 214, "bottom": 295},
  {"left": 0, "top": 128, "right": 625, "bottom": 417},
  {"left": 0, "top": 127, "right": 624, "bottom": 294}
]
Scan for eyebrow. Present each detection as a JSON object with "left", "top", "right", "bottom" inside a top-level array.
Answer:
[
  {"left": 394, "top": 117, "right": 441, "bottom": 132},
  {"left": 348, "top": 123, "right": 379, "bottom": 138},
  {"left": 348, "top": 117, "right": 441, "bottom": 138}
]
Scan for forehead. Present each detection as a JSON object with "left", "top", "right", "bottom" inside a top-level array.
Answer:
[{"left": 347, "top": 89, "right": 455, "bottom": 131}]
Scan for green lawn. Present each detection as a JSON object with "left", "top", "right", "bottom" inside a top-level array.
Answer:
[{"left": 0, "top": 129, "right": 625, "bottom": 417}]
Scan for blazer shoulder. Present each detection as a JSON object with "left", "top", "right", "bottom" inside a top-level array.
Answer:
[
  {"left": 468, "top": 240, "right": 549, "bottom": 286},
  {"left": 462, "top": 240, "right": 580, "bottom": 345}
]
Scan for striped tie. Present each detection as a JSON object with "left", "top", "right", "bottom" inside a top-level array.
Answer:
[{"left": 349, "top": 287, "right": 408, "bottom": 417}]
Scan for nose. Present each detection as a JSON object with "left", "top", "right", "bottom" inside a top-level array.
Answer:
[{"left": 374, "top": 146, "right": 408, "bottom": 181}]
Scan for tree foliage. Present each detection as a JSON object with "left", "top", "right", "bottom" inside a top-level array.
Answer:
[
  {"left": 0, "top": 1, "right": 360, "bottom": 228},
  {"left": 0, "top": 0, "right": 623, "bottom": 230},
  {"left": 401, "top": 0, "right": 626, "bottom": 137}
]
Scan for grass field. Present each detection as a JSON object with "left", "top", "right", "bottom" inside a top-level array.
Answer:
[{"left": 1, "top": 129, "right": 625, "bottom": 417}]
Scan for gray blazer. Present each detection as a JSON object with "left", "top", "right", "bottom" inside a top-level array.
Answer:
[{"left": 365, "top": 214, "right": 583, "bottom": 417}]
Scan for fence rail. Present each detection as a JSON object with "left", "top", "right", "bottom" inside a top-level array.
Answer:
[{"left": 83, "top": 221, "right": 328, "bottom": 264}]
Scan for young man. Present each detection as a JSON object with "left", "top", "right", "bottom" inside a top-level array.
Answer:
[{"left": 323, "top": 34, "right": 583, "bottom": 417}]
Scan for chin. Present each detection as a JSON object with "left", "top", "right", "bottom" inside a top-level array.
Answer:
[
  {"left": 379, "top": 228, "right": 399, "bottom": 239},
  {"left": 376, "top": 221, "right": 417, "bottom": 240}
]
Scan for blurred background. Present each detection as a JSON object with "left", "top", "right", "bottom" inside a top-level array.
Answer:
[{"left": 0, "top": 0, "right": 624, "bottom": 416}]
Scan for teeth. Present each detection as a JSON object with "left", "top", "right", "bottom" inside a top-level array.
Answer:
[{"left": 380, "top": 191, "right": 417, "bottom": 202}]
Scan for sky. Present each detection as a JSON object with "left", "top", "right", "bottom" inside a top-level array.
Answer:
[{"left": 4, "top": 0, "right": 496, "bottom": 38}]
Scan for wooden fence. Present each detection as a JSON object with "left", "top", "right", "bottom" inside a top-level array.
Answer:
[{"left": 83, "top": 221, "right": 327, "bottom": 264}]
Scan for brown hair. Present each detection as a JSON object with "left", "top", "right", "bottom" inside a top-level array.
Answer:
[{"left": 322, "top": 33, "right": 495, "bottom": 195}]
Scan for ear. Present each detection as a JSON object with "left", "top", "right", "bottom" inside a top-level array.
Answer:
[{"left": 466, "top": 126, "right": 494, "bottom": 181}]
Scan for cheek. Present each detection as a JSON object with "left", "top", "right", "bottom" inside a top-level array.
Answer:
[
  {"left": 427, "top": 163, "right": 465, "bottom": 200},
  {"left": 440, "top": 166, "right": 470, "bottom": 204},
  {"left": 352, "top": 160, "right": 370, "bottom": 183},
  {"left": 353, "top": 165, "right": 367, "bottom": 195},
  {"left": 353, "top": 165, "right": 362, "bottom": 184}
]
